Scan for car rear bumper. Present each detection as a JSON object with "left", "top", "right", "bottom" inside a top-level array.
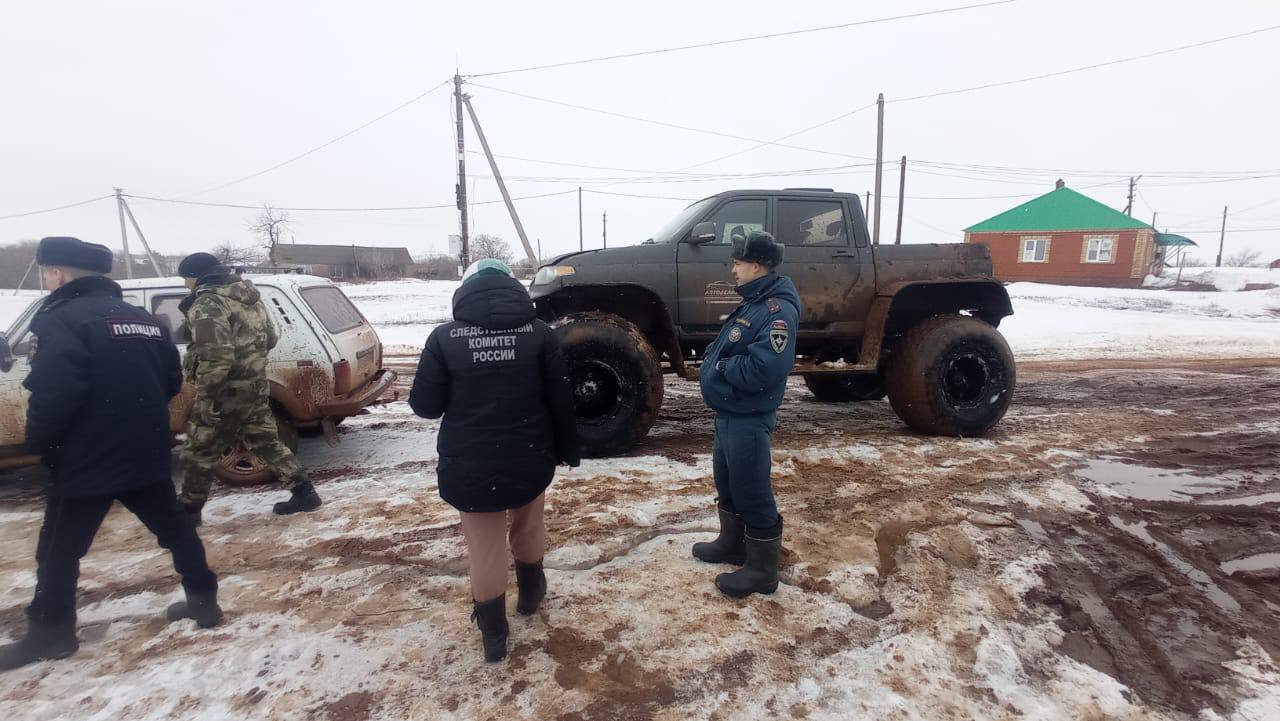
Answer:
[{"left": 317, "top": 368, "right": 398, "bottom": 416}]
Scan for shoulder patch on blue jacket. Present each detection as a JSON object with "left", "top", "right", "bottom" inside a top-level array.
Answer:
[{"left": 767, "top": 297, "right": 781, "bottom": 314}]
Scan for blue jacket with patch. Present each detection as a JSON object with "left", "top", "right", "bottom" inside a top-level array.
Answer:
[{"left": 699, "top": 272, "right": 801, "bottom": 415}]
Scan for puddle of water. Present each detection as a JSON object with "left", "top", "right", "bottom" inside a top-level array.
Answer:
[
  {"left": 1079, "top": 459, "right": 1230, "bottom": 502},
  {"left": 1202, "top": 492, "right": 1280, "bottom": 507},
  {"left": 1221, "top": 552, "right": 1280, "bottom": 574},
  {"left": 1108, "top": 515, "right": 1241, "bottom": 613}
]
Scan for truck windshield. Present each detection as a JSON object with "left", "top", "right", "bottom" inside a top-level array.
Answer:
[{"left": 644, "top": 197, "right": 714, "bottom": 245}]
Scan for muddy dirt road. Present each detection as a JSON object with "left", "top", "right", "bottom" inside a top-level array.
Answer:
[{"left": 1, "top": 359, "right": 1277, "bottom": 720}]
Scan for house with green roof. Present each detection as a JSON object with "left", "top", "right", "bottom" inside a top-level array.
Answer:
[{"left": 964, "top": 181, "right": 1157, "bottom": 288}]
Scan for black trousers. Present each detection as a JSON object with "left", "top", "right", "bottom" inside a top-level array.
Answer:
[{"left": 27, "top": 481, "right": 218, "bottom": 625}]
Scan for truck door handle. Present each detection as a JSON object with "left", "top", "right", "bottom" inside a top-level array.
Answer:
[{"left": 831, "top": 251, "right": 857, "bottom": 258}]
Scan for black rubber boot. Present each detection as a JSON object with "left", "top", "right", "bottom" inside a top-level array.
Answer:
[
  {"left": 165, "top": 590, "right": 223, "bottom": 629},
  {"left": 715, "top": 518, "right": 783, "bottom": 599},
  {"left": 515, "top": 560, "right": 546, "bottom": 616},
  {"left": 0, "top": 620, "right": 78, "bottom": 671},
  {"left": 471, "top": 595, "right": 508, "bottom": 663},
  {"left": 692, "top": 505, "right": 746, "bottom": 565},
  {"left": 182, "top": 501, "right": 204, "bottom": 528},
  {"left": 273, "top": 478, "right": 322, "bottom": 515}
]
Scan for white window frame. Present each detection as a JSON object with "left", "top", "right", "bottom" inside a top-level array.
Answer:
[
  {"left": 1084, "top": 235, "right": 1116, "bottom": 264},
  {"left": 1020, "top": 236, "right": 1049, "bottom": 263}
]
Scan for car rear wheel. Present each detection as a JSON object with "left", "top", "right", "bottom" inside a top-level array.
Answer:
[
  {"left": 803, "top": 374, "right": 886, "bottom": 402},
  {"left": 213, "top": 409, "right": 299, "bottom": 486},
  {"left": 554, "top": 314, "right": 664, "bottom": 457},
  {"left": 885, "top": 315, "right": 1015, "bottom": 437}
]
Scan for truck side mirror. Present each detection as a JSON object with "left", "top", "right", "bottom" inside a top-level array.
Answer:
[
  {"left": 0, "top": 333, "right": 13, "bottom": 373},
  {"left": 686, "top": 221, "right": 717, "bottom": 245}
]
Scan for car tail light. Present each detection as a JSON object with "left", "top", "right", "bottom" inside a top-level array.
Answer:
[{"left": 334, "top": 360, "right": 352, "bottom": 396}]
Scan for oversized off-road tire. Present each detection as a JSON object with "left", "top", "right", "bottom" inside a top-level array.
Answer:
[
  {"left": 803, "top": 374, "right": 886, "bottom": 402},
  {"left": 213, "top": 409, "right": 299, "bottom": 486},
  {"left": 885, "top": 315, "right": 1015, "bottom": 437},
  {"left": 554, "top": 314, "right": 664, "bottom": 458}
]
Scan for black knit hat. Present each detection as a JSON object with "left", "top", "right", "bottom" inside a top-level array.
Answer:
[
  {"left": 36, "top": 236, "right": 113, "bottom": 274},
  {"left": 731, "top": 230, "right": 784, "bottom": 268},
  {"left": 177, "top": 252, "right": 222, "bottom": 279}
]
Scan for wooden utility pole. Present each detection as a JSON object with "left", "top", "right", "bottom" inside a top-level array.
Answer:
[
  {"left": 872, "top": 93, "right": 885, "bottom": 245},
  {"left": 1215, "top": 205, "right": 1228, "bottom": 267},
  {"left": 894, "top": 156, "right": 907, "bottom": 245},
  {"left": 462, "top": 94, "right": 538, "bottom": 266},
  {"left": 118, "top": 197, "right": 165, "bottom": 277},
  {"left": 1151, "top": 211, "right": 1158, "bottom": 229},
  {"left": 602, "top": 211, "right": 608, "bottom": 248},
  {"left": 578, "top": 187, "right": 584, "bottom": 251},
  {"left": 1124, "top": 175, "right": 1142, "bottom": 216},
  {"left": 114, "top": 188, "right": 133, "bottom": 279},
  {"left": 453, "top": 74, "right": 470, "bottom": 268}
]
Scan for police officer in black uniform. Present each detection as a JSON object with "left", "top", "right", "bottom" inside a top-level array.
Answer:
[
  {"left": 0, "top": 237, "right": 221, "bottom": 672},
  {"left": 694, "top": 231, "right": 801, "bottom": 598}
]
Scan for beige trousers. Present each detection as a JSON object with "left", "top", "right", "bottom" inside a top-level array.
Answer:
[{"left": 458, "top": 493, "right": 546, "bottom": 603}]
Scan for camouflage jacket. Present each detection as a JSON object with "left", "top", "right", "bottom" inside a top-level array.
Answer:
[{"left": 182, "top": 276, "right": 278, "bottom": 397}]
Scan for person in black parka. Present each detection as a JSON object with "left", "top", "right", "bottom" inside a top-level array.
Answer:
[
  {"left": 408, "top": 258, "right": 579, "bottom": 663},
  {"left": 1, "top": 237, "right": 220, "bottom": 673}
]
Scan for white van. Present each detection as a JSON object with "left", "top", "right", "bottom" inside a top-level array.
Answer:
[{"left": 0, "top": 273, "right": 396, "bottom": 484}]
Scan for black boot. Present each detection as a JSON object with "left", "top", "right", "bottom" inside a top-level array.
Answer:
[
  {"left": 471, "top": 595, "right": 508, "bottom": 663},
  {"left": 273, "top": 478, "right": 322, "bottom": 515},
  {"left": 692, "top": 505, "right": 746, "bottom": 565},
  {"left": 182, "top": 501, "right": 204, "bottom": 528},
  {"left": 715, "top": 518, "right": 783, "bottom": 599},
  {"left": 0, "top": 619, "right": 78, "bottom": 671},
  {"left": 166, "top": 589, "right": 223, "bottom": 629},
  {"left": 515, "top": 560, "right": 546, "bottom": 616}
]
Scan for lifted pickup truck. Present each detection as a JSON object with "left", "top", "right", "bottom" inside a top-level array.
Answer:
[
  {"left": 0, "top": 274, "right": 397, "bottom": 483},
  {"left": 529, "top": 188, "right": 1015, "bottom": 456}
]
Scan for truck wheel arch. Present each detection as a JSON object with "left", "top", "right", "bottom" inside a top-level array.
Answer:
[
  {"left": 882, "top": 280, "right": 1013, "bottom": 337},
  {"left": 535, "top": 284, "right": 687, "bottom": 376}
]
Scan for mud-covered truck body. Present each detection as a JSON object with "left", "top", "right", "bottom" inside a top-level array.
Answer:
[{"left": 529, "top": 188, "right": 1015, "bottom": 456}]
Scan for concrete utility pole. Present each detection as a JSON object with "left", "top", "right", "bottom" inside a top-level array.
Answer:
[
  {"left": 462, "top": 94, "right": 538, "bottom": 266},
  {"left": 602, "top": 211, "right": 607, "bottom": 248},
  {"left": 1216, "top": 205, "right": 1228, "bottom": 267},
  {"left": 14, "top": 256, "right": 37, "bottom": 294},
  {"left": 578, "top": 187, "right": 584, "bottom": 251},
  {"left": 119, "top": 197, "right": 165, "bottom": 277},
  {"left": 453, "top": 74, "right": 470, "bottom": 268},
  {"left": 894, "top": 156, "right": 907, "bottom": 245},
  {"left": 115, "top": 188, "right": 133, "bottom": 279},
  {"left": 872, "top": 93, "right": 885, "bottom": 245},
  {"left": 1124, "top": 175, "right": 1142, "bottom": 216}
]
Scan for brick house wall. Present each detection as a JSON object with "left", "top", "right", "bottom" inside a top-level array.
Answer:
[{"left": 965, "top": 229, "right": 1156, "bottom": 288}]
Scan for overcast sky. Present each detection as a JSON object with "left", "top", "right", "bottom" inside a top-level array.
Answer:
[{"left": 2, "top": 0, "right": 1277, "bottom": 264}]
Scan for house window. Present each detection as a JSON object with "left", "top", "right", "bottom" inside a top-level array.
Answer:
[
  {"left": 1085, "top": 235, "right": 1116, "bottom": 263},
  {"left": 1020, "top": 236, "right": 1049, "bottom": 263}
]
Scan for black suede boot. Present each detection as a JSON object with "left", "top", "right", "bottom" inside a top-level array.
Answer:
[
  {"left": 515, "top": 560, "right": 546, "bottom": 616},
  {"left": 715, "top": 517, "right": 783, "bottom": 599},
  {"left": 166, "top": 589, "right": 223, "bottom": 628},
  {"left": 182, "top": 501, "right": 204, "bottom": 528},
  {"left": 471, "top": 595, "right": 508, "bottom": 663},
  {"left": 0, "top": 619, "right": 79, "bottom": 671},
  {"left": 273, "top": 478, "right": 322, "bottom": 515},
  {"left": 692, "top": 505, "right": 746, "bottom": 565}
]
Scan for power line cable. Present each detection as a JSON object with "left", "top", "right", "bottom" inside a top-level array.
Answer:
[
  {"left": 184, "top": 80, "right": 452, "bottom": 198},
  {"left": 466, "top": 1, "right": 1017, "bottom": 78},
  {"left": 123, "top": 188, "right": 577, "bottom": 213},
  {"left": 0, "top": 194, "right": 115, "bottom": 221}
]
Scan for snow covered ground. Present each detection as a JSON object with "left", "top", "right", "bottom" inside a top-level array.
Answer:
[{"left": 1145, "top": 266, "right": 1280, "bottom": 292}]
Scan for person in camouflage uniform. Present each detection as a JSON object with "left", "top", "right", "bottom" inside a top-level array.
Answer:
[{"left": 175, "top": 253, "right": 322, "bottom": 524}]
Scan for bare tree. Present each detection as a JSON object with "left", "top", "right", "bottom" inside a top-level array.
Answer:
[
  {"left": 248, "top": 204, "right": 292, "bottom": 256},
  {"left": 1223, "top": 248, "right": 1263, "bottom": 267},
  {"left": 212, "top": 241, "right": 264, "bottom": 266},
  {"left": 470, "top": 234, "right": 513, "bottom": 265}
]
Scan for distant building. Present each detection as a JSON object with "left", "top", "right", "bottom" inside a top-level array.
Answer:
[
  {"left": 269, "top": 244, "right": 413, "bottom": 280},
  {"left": 964, "top": 181, "right": 1157, "bottom": 288}
]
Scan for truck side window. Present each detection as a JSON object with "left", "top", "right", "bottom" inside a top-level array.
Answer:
[
  {"left": 777, "top": 200, "right": 849, "bottom": 247},
  {"left": 705, "top": 200, "right": 766, "bottom": 245},
  {"left": 151, "top": 295, "right": 192, "bottom": 344}
]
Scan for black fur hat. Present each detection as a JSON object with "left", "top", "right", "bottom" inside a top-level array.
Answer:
[
  {"left": 731, "top": 230, "right": 784, "bottom": 268},
  {"left": 36, "top": 236, "right": 113, "bottom": 273}
]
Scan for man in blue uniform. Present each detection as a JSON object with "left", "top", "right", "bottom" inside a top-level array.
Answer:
[
  {"left": 694, "top": 230, "right": 800, "bottom": 598},
  {"left": 0, "top": 237, "right": 221, "bottom": 672}
]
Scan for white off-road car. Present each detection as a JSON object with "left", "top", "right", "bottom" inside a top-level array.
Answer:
[{"left": 0, "top": 273, "right": 396, "bottom": 484}]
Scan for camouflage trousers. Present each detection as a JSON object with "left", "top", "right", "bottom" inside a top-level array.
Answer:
[{"left": 179, "top": 381, "right": 304, "bottom": 505}]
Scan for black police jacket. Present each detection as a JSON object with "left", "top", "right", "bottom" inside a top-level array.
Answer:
[
  {"left": 23, "top": 275, "right": 182, "bottom": 497},
  {"left": 408, "top": 274, "right": 580, "bottom": 513}
]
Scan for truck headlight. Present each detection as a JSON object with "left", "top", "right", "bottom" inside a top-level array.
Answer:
[{"left": 533, "top": 266, "right": 575, "bottom": 286}]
